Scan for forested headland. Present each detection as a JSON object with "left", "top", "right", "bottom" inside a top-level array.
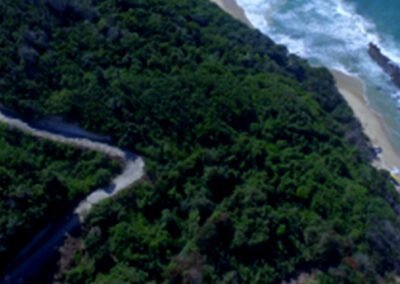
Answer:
[{"left": 2, "top": 0, "right": 400, "bottom": 282}]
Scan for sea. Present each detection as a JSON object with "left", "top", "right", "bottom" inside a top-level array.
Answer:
[{"left": 236, "top": 0, "right": 400, "bottom": 153}]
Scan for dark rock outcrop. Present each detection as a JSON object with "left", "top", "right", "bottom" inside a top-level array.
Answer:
[{"left": 368, "top": 43, "right": 400, "bottom": 88}]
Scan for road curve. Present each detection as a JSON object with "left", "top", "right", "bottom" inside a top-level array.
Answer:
[
  {"left": 0, "top": 110, "right": 145, "bottom": 220},
  {"left": 0, "top": 109, "right": 145, "bottom": 283}
]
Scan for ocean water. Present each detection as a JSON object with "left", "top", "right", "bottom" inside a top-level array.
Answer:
[{"left": 236, "top": 0, "right": 400, "bottom": 152}]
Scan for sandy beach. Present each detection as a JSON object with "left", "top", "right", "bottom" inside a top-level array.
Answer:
[
  {"left": 210, "top": 0, "right": 253, "bottom": 28},
  {"left": 210, "top": 0, "right": 400, "bottom": 178},
  {"left": 331, "top": 71, "right": 400, "bottom": 175}
]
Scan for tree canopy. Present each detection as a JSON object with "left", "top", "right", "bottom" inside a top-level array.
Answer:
[{"left": 1, "top": 0, "right": 400, "bottom": 283}]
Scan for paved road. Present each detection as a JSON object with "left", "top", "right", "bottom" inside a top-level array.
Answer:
[{"left": 0, "top": 109, "right": 144, "bottom": 283}]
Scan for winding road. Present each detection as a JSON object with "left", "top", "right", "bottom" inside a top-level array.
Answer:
[{"left": 0, "top": 109, "right": 145, "bottom": 283}]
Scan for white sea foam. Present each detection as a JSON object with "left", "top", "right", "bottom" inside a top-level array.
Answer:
[{"left": 236, "top": 0, "right": 400, "bottom": 97}]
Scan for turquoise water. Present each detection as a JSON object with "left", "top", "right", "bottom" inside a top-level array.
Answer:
[
  {"left": 351, "top": 0, "right": 400, "bottom": 44},
  {"left": 236, "top": 0, "right": 400, "bottom": 152}
]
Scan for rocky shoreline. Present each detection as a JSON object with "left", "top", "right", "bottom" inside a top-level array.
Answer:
[{"left": 368, "top": 43, "right": 400, "bottom": 89}]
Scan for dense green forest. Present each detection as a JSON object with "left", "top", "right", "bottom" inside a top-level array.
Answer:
[
  {"left": 2, "top": 0, "right": 400, "bottom": 282},
  {"left": 0, "top": 125, "right": 119, "bottom": 272}
]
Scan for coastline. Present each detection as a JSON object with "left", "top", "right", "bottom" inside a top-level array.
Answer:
[
  {"left": 210, "top": 0, "right": 400, "bottom": 178},
  {"left": 331, "top": 70, "right": 400, "bottom": 176},
  {"left": 210, "top": 0, "right": 254, "bottom": 28}
]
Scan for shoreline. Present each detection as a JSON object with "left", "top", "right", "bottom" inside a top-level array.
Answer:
[
  {"left": 210, "top": 0, "right": 400, "bottom": 179},
  {"left": 210, "top": 0, "right": 254, "bottom": 28},
  {"left": 331, "top": 70, "right": 400, "bottom": 176}
]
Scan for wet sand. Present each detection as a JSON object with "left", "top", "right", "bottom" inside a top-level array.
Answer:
[{"left": 331, "top": 70, "right": 400, "bottom": 175}]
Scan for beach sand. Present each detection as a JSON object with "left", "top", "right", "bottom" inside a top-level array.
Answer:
[
  {"left": 331, "top": 70, "right": 400, "bottom": 175},
  {"left": 210, "top": 0, "right": 254, "bottom": 28},
  {"left": 210, "top": 0, "right": 400, "bottom": 179}
]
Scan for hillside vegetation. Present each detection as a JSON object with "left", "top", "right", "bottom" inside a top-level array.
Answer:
[{"left": 2, "top": 0, "right": 400, "bottom": 282}]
